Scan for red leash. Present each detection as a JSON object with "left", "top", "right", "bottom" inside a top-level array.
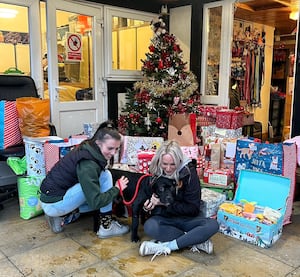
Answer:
[{"left": 117, "top": 174, "right": 151, "bottom": 205}]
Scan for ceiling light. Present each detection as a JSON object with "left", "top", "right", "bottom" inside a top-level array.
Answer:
[
  {"left": 289, "top": 11, "right": 299, "bottom": 21},
  {"left": 0, "top": 8, "right": 18, "bottom": 18}
]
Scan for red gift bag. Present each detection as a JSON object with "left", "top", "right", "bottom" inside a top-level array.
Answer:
[
  {"left": 44, "top": 136, "right": 87, "bottom": 173},
  {"left": 0, "top": 101, "right": 22, "bottom": 149},
  {"left": 137, "top": 150, "right": 155, "bottom": 173}
]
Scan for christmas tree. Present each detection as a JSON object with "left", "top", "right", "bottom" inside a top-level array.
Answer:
[{"left": 118, "top": 17, "right": 200, "bottom": 138}]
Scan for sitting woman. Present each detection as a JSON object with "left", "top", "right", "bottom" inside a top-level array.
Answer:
[
  {"left": 40, "top": 121, "right": 129, "bottom": 238},
  {"left": 139, "top": 140, "right": 219, "bottom": 261}
]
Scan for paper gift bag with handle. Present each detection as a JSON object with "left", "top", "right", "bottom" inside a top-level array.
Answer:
[{"left": 168, "top": 113, "right": 194, "bottom": 146}]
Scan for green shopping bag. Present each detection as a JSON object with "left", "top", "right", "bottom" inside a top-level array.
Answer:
[{"left": 17, "top": 176, "right": 45, "bottom": 220}]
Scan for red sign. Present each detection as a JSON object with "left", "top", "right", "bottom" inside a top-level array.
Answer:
[{"left": 66, "top": 33, "right": 82, "bottom": 61}]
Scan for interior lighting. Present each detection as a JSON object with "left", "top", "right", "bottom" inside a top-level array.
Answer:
[
  {"left": 289, "top": 11, "right": 299, "bottom": 21},
  {"left": 0, "top": 8, "right": 18, "bottom": 18}
]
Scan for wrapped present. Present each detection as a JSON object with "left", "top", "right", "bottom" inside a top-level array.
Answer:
[
  {"left": 200, "top": 188, "right": 226, "bottom": 218},
  {"left": 201, "top": 180, "right": 235, "bottom": 200},
  {"left": 137, "top": 150, "right": 155, "bottom": 173},
  {"left": 23, "top": 136, "right": 63, "bottom": 176},
  {"left": 44, "top": 135, "right": 88, "bottom": 173},
  {"left": 216, "top": 109, "right": 232, "bottom": 129},
  {"left": 214, "top": 127, "right": 243, "bottom": 139},
  {"left": 201, "top": 125, "right": 216, "bottom": 138},
  {"left": 197, "top": 115, "right": 216, "bottom": 127},
  {"left": 83, "top": 122, "right": 100, "bottom": 138},
  {"left": 216, "top": 109, "right": 244, "bottom": 130},
  {"left": 203, "top": 167, "right": 232, "bottom": 187},
  {"left": 231, "top": 111, "right": 244, "bottom": 129},
  {"left": 198, "top": 105, "right": 227, "bottom": 118},
  {"left": 181, "top": 145, "right": 199, "bottom": 160},
  {"left": 120, "top": 136, "right": 164, "bottom": 165}
]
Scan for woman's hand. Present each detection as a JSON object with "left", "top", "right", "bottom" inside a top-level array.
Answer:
[
  {"left": 143, "top": 194, "right": 163, "bottom": 211},
  {"left": 116, "top": 176, "right": 128, "bottom": 191}
]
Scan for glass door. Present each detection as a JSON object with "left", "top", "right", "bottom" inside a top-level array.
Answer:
[
  {"left": 45, "top": 0, "right": 103, "bottom": 138},
  {"left": 200, "top": 0, "right": 234, "bottom": 106}
]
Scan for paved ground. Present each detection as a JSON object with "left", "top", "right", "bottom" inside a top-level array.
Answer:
[{"left": 1, "top": 198, "right": 300, "bottom": 277}]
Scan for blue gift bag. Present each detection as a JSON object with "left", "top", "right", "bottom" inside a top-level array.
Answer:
[{"left": 234, "top": 139, "right": 283, "bottom": 181}]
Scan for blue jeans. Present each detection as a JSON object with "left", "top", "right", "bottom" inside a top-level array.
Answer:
[{"left": 41, "top": 170, "right": 113, "bottom": 217}]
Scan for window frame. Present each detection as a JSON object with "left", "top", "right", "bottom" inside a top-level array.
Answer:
[{"left": 104, "top": 6, "right": 156, "bottom": 80}]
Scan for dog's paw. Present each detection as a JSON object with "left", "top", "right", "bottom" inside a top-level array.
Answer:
[{"left": 131, "top": 236, "right": 140, "bottom": 243}]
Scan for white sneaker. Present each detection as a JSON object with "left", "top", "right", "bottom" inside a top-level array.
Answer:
[
  {"left": 97, "top": 220, "right": 129, "bottom": 238},
  {"left": 139, "top": 241, "right": 171, "bottom": 262},
  {"left": 190, "top": 239, "right": 213, "bottom": 254}
]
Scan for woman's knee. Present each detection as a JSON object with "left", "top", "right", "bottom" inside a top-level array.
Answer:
[
  {"left": 99, "top": 170, "right": 113, "bottom": 192},
  {"left": 144, "top": 217, "right": 159, "bottom": 236},
  {"left": 209, "top": 218, "right": 220, "bottom": 233}
]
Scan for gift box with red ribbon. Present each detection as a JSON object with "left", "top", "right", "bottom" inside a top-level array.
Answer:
[
  {"left": 216, "top": 109, "right": 244, "bottom": 130},
  {"left": 198, "top": 105, "right": 227, "bottom": 118}
]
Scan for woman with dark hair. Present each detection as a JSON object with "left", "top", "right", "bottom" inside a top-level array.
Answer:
[{"left": 40, "top": 121, "right": 129, "bottom": 238}]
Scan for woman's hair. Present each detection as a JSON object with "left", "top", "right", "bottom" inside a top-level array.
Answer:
[
  {"left": 149, "top": 140, "right": 184, "bottom": 183},
  {"left": 91, "top": 120, "right": 121, "bottom": 143}
]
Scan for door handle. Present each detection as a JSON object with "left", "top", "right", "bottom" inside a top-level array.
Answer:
[{"left": 55, "top": 86, "right": 67, "bottom": 92}]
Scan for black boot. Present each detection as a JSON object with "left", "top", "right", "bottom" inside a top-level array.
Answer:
[{"left": 93, "top": 210, "right": 100, "bottom": 232}]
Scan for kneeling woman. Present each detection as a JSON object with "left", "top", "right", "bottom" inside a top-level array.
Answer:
[{"left": 40, "top": 121, "right": 129, "bottom": 238}]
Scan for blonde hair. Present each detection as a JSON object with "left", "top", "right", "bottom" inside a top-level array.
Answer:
[{"left": 149, "top": 140, "right": 184, "bottom": 183}]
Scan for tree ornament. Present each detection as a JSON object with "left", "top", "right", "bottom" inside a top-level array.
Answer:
[
  {"left": 155, "top": 117, "right": 162, "bottom": 124},
  {"left": 149, "top": 45, "right": 155, "bottom": 52},
  {"left": 144, "top": 112, "right": 151, "bottom": 131},
  {"left": 158, "top": 59, "right": 163, "bottom": 69},
  {"left": 173, "top": 96, "right": 180, "bottom": 105},
  {"left": 159, "top": 122, "right": 165, "bottom": 129}
]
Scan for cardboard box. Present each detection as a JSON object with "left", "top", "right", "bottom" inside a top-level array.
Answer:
[{"left": 217, "top": 170, "right": 291, "bottom": 248}]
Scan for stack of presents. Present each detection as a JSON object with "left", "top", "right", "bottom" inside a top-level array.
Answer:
[
  {"left": 2, "top": 104, "right": 298, "bottom": 249},
  {"left": 111, "top": 105, "right": 298, "bottom": 248}
]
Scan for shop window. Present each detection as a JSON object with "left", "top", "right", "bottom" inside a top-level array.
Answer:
[
  {"left": 105, "top": 7, "right": 155, "bottom": 78},
  {"left": 112, "top": 16, "right": 152, "bottom": 71},
  {"left": 0, "top": 3, "right": 29, "bottom": 74}
]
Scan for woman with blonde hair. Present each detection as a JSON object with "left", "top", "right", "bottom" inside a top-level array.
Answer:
[{"left": 139, "top": 140, "right": 219, "bottom": 261}]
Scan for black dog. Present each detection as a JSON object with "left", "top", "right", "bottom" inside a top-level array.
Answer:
[{"left": 110, "top": 169, "right": 177, "bottom": 242}]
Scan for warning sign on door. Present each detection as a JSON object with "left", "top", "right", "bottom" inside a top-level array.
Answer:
[{"left": 66, "top": 33, "right": 82, "bottom": 62}]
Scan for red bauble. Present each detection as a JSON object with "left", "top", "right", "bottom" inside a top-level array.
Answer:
[
  {"left": 129, "top": 113, "right": 134, "bottom": 118},
  {"left": 156, "top": 117, "right": 163, "bottom": 124},
  {"left": 158, "top": 59, "right": 163, "bottom": 69},
  {"left": 149, "top": 45, "right": 155, "bottom": 52}
]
